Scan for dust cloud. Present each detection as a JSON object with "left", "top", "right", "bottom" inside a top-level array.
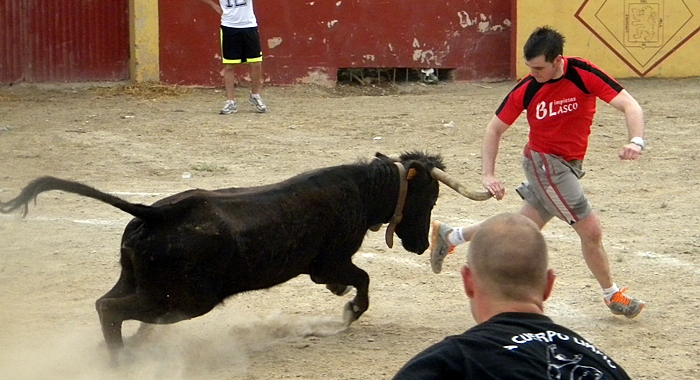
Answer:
[{"left": 0, "top": 311, "right": 347, "bottom": 380}]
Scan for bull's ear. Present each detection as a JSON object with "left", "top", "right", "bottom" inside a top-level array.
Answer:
[
  {"left": 407, "top": 168, "right": 417, "bottom": 179},
  {"left": 406, "top": 161, "right": 428, "bottom": 181}
]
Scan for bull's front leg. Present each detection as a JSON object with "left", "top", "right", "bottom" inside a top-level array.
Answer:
[
  {"left": 343, "top": 269, "right": 369, "bottom": 326},
  {"left": 326, "top": 283, "right": 352, "bottom": 296},
  {"left": 310, "top": 261, "right": 370, "bottom": 326},
  {"left": 339, "top": 264, "right": 371, "bottom": 326}
]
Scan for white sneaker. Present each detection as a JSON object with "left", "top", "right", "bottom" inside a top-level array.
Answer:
[
  {"left": 220, "top": 100, "right": 237, "bottom": 115},
  {"left": 430, "top": 220, "right": 455, "bottom": 274},
  {"left": 249, "top": 94, "right": 267, "bottom": 113}
]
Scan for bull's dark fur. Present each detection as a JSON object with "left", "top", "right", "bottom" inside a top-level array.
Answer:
[{"left": 0, "top": 151, "right": 446, "bottom": 362}]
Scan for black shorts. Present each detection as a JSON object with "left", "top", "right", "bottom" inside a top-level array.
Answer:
[{"left": 220, "top": 26, "right": 263, "bottom": 64}]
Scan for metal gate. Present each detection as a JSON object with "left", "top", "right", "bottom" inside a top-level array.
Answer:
[{"left": 0, "top": 0, "right": 129, "bottom": 83}]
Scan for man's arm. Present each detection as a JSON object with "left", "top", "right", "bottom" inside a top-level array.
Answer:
[
  {"left": 198, "top": 0, "right": 222, "bottom": 15},
  {"left": 609, "top": 89, "right": 644, "bottom": 160},
  {"left": 481, "top": 115, "right": 511, "bottom": 200}
]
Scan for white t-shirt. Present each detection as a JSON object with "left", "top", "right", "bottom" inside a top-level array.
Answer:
[{"left": 219, "top": 0, "right": 257, "bottom": 28}]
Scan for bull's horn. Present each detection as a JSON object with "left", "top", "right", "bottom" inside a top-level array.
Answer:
[{"left": 430, "top": 168, "right": 492, "bottom": 201}]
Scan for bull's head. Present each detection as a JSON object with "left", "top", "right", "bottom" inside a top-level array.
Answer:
[{"left": 383, "top": 151, "right": 491, "bottom": 254}]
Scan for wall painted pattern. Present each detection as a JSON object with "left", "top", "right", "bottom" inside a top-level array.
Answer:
[{"left": 516, "top": 0, "right": 700, "bottom": 79}]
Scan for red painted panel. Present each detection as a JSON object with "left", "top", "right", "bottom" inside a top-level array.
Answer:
[
  {"left": 0, "top": 0, "right": 27, "bottom": 83},
  {"left": 160, "top": 0, "right": 512, "bottom": 86},
  {"left": 0, "top": 0, "right": 129, "bottom": 83},
  {"left": 158, "top": 1, "right": 223, "bottom": 86}
]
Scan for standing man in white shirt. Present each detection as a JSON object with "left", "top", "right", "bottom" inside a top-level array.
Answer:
[{"left": 201, "top": 0, "right": 268, "bottom": 114}]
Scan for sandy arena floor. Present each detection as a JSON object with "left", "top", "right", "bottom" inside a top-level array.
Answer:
[{"left": 1, "top": 78, "right": 699, "bottom": 379}]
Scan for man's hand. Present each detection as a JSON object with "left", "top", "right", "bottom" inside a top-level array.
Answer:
[
  {"left": 482, "top": 175, "right": 505, "bottom": 200},
  {"left": 618, "top": 143, "right": 642, "bottom": 160}
]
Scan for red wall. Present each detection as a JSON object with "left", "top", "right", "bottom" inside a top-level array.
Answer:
[
  {"left": 159, "top": 0, "right": 512, "bottom": 86},
  {"left": 0, "top": 0, "right": 129, "bottom": 83}
]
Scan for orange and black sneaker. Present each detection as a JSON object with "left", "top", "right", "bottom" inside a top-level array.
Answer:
[
  {"left": 605, "top": 287, "right": 645, "bottom": 318},
  {"left": 430, "top": 220, "right": 455, "bottom": 274}
]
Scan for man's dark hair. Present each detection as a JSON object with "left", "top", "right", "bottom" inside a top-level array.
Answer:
[{"left": 523, "top": 26, "right": 565, "bottom": 62}]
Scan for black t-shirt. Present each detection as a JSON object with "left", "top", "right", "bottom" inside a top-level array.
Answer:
[{"left": 393, "top": 312, "right": 631, "bottom": 380}]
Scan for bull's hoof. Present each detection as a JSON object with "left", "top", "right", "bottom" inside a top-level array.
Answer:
[
  {"left": 127, "top": 323, "right": 155, "bottom": 347},
  {"left": 105, "top": 346, "right": 134, "bottom": 367},
  {"left": 326, "top": 283, "right": 353, "bottom": 296},
  {"left": 342, "top": 301, "right": 362, "bottom": 327}
]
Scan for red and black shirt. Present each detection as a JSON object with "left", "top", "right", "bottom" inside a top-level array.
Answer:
[{"left": 495, "top": 57, "right": 623, "bottom": 161}]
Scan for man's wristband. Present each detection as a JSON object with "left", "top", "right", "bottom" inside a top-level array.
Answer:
[{"left": 630, "top": 137, "right": 644, "bottom": 150}]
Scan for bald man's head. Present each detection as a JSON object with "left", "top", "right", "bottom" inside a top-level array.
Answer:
[{"left": 467, "top": 213, "right": 549, "bottom": 301}]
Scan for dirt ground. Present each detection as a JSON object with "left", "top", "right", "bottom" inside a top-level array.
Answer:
[{"left": 1, "top": 77, "right": 699, "bottom": 380}]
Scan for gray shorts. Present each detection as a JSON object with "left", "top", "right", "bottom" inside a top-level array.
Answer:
[{"left": 515, "top": 146, "right": 592, "bottom": 225}]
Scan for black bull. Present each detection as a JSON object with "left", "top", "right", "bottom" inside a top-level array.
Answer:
[{"left": 0, "top": 151, "right": 490, "bottom": 361}]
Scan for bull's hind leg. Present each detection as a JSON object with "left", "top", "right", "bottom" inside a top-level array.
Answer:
[
  {"left": 95, "top": 268, "right": 137, "bottom": 363},
  {"left": 96, "top": 292, "right": 180, "bottom": 364},
  {"left": 310, "top": 261, "right": 370, "bottom": 326},
  {"left": 95, "top": 294, "right": 134, "bottom": 364}
]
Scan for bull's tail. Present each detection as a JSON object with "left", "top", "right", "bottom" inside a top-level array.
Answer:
[{"left": 0, "top": 176, "right": 162, "bottom": 221}]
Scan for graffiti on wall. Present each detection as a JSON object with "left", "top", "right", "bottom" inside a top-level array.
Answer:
[{"left": 575, "top": 0, "right": 700, "bottom": 76}]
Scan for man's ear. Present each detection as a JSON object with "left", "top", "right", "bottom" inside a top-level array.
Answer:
[
  {"left": 543, "top": 269, "right": 556, "bottom": 302},
  {"left": 461, "top": 265, "right": 475, "bottom": 299}
]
